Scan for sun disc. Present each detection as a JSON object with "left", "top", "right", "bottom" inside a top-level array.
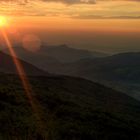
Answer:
[{"left": 0, "top": 16, "right": 7, "bottom": 27}]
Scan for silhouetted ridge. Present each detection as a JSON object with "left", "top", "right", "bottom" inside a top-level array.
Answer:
[{"left": 0, "top": 51, "right": 47, "bottom": 76}]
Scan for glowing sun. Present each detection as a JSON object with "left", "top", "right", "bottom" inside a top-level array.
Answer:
[{"left": 0, "top": 16, "right": 7, "bottom": 27}]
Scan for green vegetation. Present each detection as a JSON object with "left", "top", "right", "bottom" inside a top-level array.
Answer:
[{"left": 0, "top": 74, "right": 140, "bottom": 139}]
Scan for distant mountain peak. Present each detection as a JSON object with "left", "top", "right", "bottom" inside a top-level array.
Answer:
[{"left": 0, "top": 51, "right": 48, "bottom": 76}]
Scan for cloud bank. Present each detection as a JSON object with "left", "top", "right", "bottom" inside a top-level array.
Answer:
[
  {"left": 40, "top": 0, "right": 96, "bottom": 4},
  {"left": 0, "top": 0, "right": 140, "bottom": 19}
]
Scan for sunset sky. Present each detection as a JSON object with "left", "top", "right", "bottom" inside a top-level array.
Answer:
[{"left": 0, "top": 0, "right": 140, "bottom": 53}]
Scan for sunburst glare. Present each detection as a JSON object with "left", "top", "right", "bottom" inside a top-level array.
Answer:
[{"left": 0, "top": 16, "right": 7, "bottom": 27}]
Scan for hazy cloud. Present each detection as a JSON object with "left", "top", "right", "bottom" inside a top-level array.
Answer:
[
  {"left": 41, "top": 0, "right": 96, "bottom": 4},
  {"left": 0, "top": 0, "right": 140, "bottom": 18},
  {"left": 0, "top": 0, "right": 96, "bottom": 4}
]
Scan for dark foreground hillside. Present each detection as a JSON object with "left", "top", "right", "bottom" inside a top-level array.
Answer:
[{"left": 0, "top": 74, "right": 140, "bottom": 140}]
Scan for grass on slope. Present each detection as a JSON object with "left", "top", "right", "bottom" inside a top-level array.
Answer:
[{"left": 0, "top": 74, "right": 140, "bottom": 140}]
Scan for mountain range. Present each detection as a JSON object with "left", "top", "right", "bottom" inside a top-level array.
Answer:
[
  {"left": 2, "top": 45, "right": 140, "bottom": 100},
  {"left": 2, "top": 44, "right": 108, "bottom": 71},
  {"left": 1, "top": 45, "right": 140, "bottom": 139},
  {"left": 53, "top": 52, "right": 140, "bottom": 100}
]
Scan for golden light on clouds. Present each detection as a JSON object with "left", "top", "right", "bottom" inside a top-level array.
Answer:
[
  {"left": 0, "top": 0, "right": 139, "bottom": 35},
  {"left": 0, "top": 0, "right": 139, "bottom": 18},
  {"left": 0, "top": 0, "right": 139, "bottom": 32}
]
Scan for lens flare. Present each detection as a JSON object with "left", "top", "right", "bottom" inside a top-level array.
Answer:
[
  {"left": 22, "top": 34, "right": 41, "bottom": 52},
  {"left": 1, "top": 28, "right": 47, "bottom": 139}
]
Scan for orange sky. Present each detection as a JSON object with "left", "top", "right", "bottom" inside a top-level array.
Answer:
[
  {"left": 0, "top": 0, "right": 139, "bottom": 32},
  {"left": 8, "top": 16, "right": 140, "bottom": 32},
  {"left": 0, "top": 1, "right": 140, "bottom": 53}
]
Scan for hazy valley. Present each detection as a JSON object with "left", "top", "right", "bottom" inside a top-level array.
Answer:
[{"left": 3, "top": 45, "right": 140, "bottom": 101}]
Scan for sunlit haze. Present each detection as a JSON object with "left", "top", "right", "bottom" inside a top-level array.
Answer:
[{"left": 0, "top": 0, "right": 140, "bottom": 53}]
